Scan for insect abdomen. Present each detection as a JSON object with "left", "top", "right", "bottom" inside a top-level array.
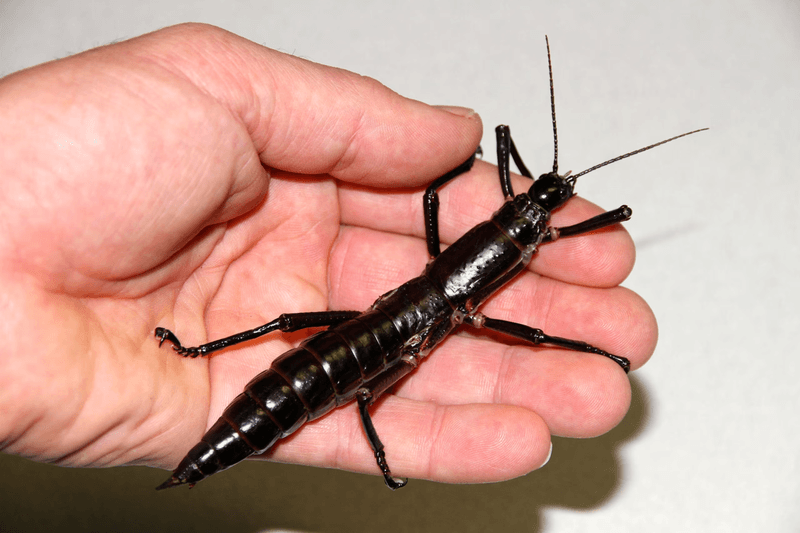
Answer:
[{"left": 162, "top": 301, "right": 435, "bottom": 486}]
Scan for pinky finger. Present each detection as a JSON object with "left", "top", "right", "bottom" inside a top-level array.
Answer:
[{"left": 266, "top": 398, "right": 553, "bottom": 485}]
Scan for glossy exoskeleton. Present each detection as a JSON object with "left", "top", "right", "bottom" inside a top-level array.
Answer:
[{"left": 154, "top": 37, "right": 706, "bottom": 490}]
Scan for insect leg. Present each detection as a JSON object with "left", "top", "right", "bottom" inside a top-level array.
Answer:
[
  {"left": 545, "top": 205, "right": 632, "bottom": 242},
  {"left": 356, "top": 357, "right": 418, "bottom": 489},
  {"left": 496, "top": 125, "right": 534, "bottom": 200},
  {"left": 424, "top": 152, "right": 478, "bottom": 258},
  {"left": 155, "top": 310, "right": 361, "bottom": 358},
  {"left": 464, "top": 314, "right": 630, "bottom": 372}
]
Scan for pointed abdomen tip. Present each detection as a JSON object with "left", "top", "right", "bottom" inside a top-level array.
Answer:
[{"left": 155, "top": 476, "right": 187, "bottom": 491}]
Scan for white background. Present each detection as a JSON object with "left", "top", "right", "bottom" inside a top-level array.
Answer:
[{"left": 1, "top": 1, "right": 798, "bottom": 531}]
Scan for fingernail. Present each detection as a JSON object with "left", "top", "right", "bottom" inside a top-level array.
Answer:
[
  {"left": 539, "top": 442, "right": 553, "bottom": 468},
  {"left": 435, "top": 105, "right": 477, "bottom": 118}
]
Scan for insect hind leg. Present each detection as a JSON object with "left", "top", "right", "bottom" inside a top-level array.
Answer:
[
  {"left": 355, "top": 357, "right": 418, "bottom": 489},
  {"left": 155, "top": 310, "right": 360, "bottom": 358},
  {"left": 464, "top": 314, "right": 630, "bottom": 372}
]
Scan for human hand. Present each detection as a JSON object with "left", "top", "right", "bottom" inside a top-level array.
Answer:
[{"left": 0, "top": 23, "right": 655, "bottom": 484}]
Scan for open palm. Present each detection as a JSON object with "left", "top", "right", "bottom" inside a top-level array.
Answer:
[{"left": 0, "top": 24, "right": 655, "bottom": 485}]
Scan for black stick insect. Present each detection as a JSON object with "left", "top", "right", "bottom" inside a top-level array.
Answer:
[{"left": 154, "top": 37, "right": 706, "bottom": 490}]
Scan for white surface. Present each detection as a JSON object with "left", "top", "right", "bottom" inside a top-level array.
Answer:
[{"left": 2, "top": 1, "right": 798, "bottom": 531}]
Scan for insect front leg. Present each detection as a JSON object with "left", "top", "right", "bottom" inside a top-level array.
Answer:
[
  {"left": 425, "top": 125, "right": 536, "bottom": 258},
  {"left": 545, "top": 205, "right": 633, "bottom": 242},
  {"left": 355, "top": 357, "right": 418, "bottom": 489},
  {"left": 495, "top": 125, "right": 534, "bottom": 199},
  {"left": 155, "top": 310, "right": 361, "bottom": 357},
  {"left": 423, "top": 152, "right": 478, "bottom": 257},
  {"left": 464, "top": 314, "right": 630, "bottom": 372}
]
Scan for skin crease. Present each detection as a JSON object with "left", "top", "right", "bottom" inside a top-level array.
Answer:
[{"left": 0, "top": 23, "right": 656, "bottom": 484}]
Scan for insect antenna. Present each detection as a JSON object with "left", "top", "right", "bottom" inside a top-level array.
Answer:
[
  {"left": 566, "top": 128, "right": 708, "bottom": 185},
  {"left": 545, "top": 35, "right": 559, "bottom": 175}
]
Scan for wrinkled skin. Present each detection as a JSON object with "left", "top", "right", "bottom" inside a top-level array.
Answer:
[{"left": 0, "top": 23, "right": 656, "bottom": 483}]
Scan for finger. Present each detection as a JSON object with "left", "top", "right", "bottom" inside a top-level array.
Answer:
[
  {"left": 393, "top": 278, "right": 652, "bottom": 437},
  {"left": 397, "top": 335, "right": 633, "bottom": 439},
  {"left": 262, "top": 398, "right": 552, "bottom": 484},
  {"left": 328, "top": 220, "right": 635, "bottom": 324},
  {"left": 478, "top": 272, "right": 657, "bottom": 371},
  {"left": 338, "top": 159, "right": 635, "bottom": 287},
  {"left": 132, "top": 23, "right": 483, "bottom": 187}
]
